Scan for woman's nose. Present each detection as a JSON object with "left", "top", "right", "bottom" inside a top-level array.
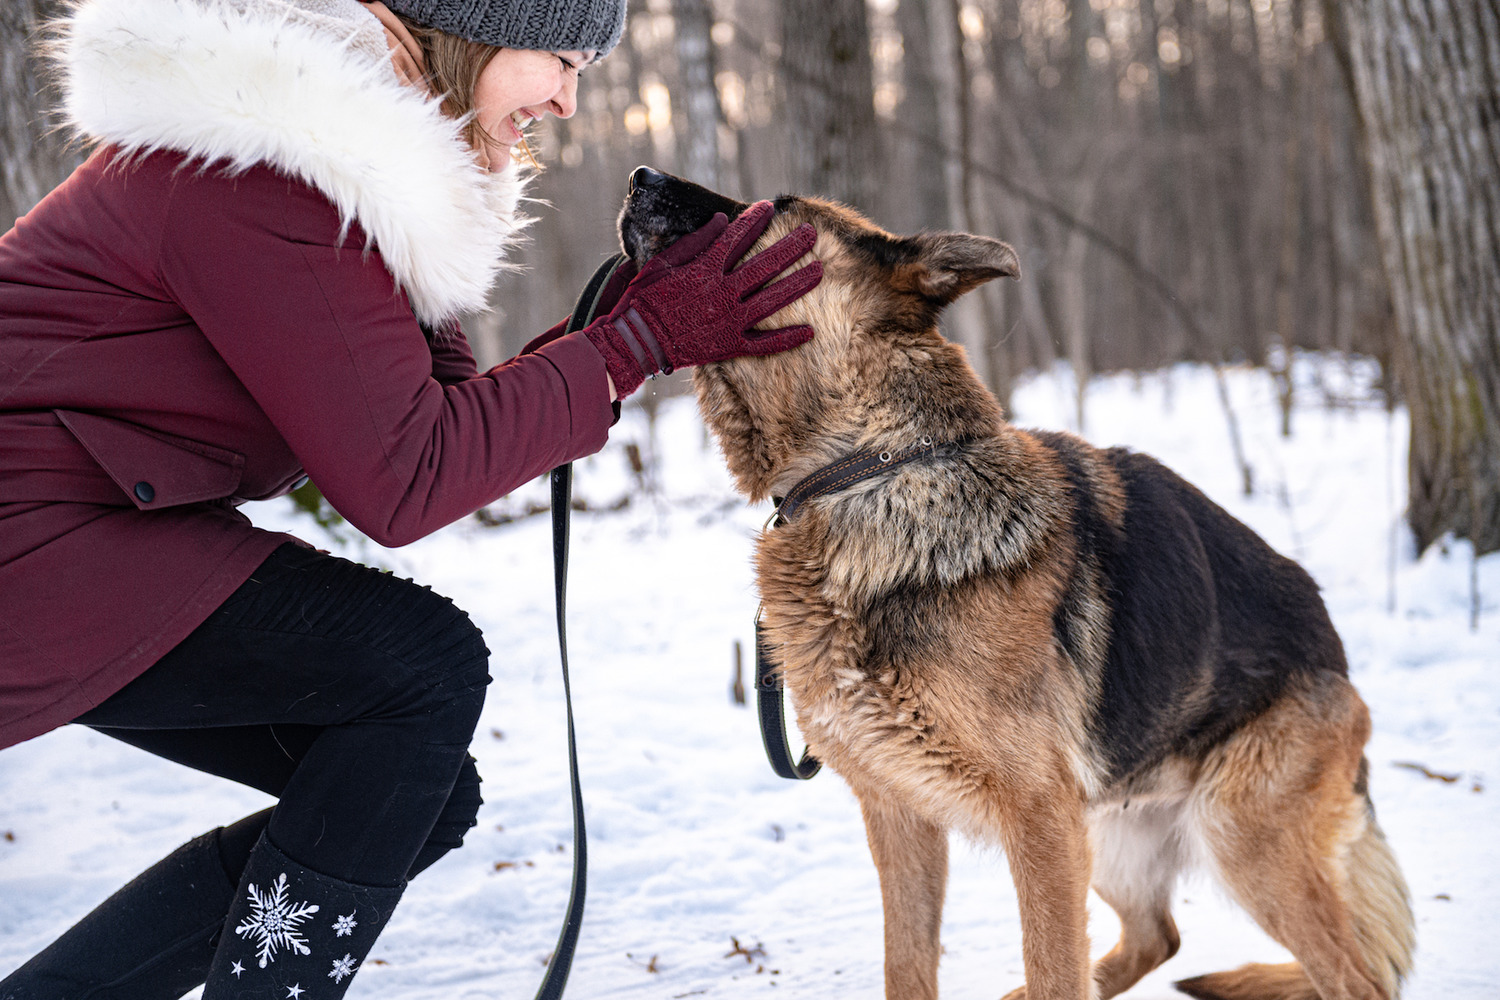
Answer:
[{"left": 551, "top": 72, "right": 579, "bottom": 119}]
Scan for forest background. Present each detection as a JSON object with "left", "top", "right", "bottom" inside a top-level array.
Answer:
[{"left": 3, "top": 0, "right": 1497, "bottom": 558}]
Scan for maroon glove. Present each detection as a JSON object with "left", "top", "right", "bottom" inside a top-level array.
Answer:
[{"left": 583, "top": 201, "right": 822, "bottom": 398}]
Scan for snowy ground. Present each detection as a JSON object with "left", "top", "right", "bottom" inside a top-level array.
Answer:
[{"left": 2, "top": 355, "right": 1496, "bottom": 999}]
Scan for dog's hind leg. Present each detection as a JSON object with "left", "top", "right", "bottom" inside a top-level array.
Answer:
[
  {"left": 1180, "top": 677, "right": 1414, "bottom": 1000},
  {"left": 1086, "top": 801, "right": 1186, "bottom": 998},
  {"left": 860, "top": 794, "right": 949, "bottom": 1000}
]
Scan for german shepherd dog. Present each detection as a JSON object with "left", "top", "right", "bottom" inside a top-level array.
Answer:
[{"left": 617, "top": 168, "right": 1415, "bottom": 1000}]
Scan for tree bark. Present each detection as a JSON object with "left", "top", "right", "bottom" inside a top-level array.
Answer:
[
  {"left": 891, "top": 0, "right": 951, "bottom": 233},
  {"left": 670, "top": 0, "right": 722, "bottom": 190},
  {"left": 2, "top": 0, "right": 79, "bottom": 232},
  {"left": 778, "top": 0, "right": 879, "bottom": 211},
  {"left": 925, "top": 0, "right": 995, "bottom": 392},
  {"left": 1336, "top": 0, "right": 1500, "bottom": 554}
]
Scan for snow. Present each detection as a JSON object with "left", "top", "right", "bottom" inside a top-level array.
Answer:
[{"left": 2, "top": 355, "right": 1496, "bottom": 999}]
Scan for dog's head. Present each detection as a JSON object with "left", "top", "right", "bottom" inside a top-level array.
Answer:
[{"left": 618, "top": 166, "right": 1020, "bottom": 500}]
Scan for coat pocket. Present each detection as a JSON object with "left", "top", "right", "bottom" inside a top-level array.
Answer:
[{"left": 55, "top": 410, "right": 245, "bottom": 510}]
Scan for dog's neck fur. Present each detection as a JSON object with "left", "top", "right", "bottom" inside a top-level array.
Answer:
[
  {"left": 695, "top": 322, "right": 1006, "bottom": 503},
  {"left": 695, "top": 321, "right": 1065, "bottom": 604}
]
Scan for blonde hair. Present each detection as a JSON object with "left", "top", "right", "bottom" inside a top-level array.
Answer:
[{"left": 395, "top": 16, "right": 542, "bottom": 170}]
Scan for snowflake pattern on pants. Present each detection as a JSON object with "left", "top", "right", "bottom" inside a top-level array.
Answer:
[
  {"left": 234, "top": 873, "right": 320, "bottom": 969},
  {"left": 329, "top": 953, "right": 358, "bottom": 983},
  {"left": 332, "top": 912, "right": 357, "bottom": 937}
]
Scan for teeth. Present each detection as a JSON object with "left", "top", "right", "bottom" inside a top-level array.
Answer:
[{"left": 511, "top": 111, "right": 532, "bottom": 130}]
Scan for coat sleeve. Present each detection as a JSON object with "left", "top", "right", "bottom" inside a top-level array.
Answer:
[
  {"left": 427, "top": 323, "right": 481, "bottom": 384},
  {"left": 155, "top": 166, "right": 615, "bottom": 547}
]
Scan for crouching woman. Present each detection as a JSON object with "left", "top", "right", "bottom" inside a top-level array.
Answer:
[{"left": 0, "top": 0, "right": 821, "bottom": 996}]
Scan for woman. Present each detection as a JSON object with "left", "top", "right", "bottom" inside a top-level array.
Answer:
[{"left": 0, "top": 0, "right": 822, "bottom": 995}]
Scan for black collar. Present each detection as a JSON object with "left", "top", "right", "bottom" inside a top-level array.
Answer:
[{"left": 770, "top": 436, "right": 947, "bottom": 525}]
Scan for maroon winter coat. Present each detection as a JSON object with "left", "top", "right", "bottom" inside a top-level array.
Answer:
[{"left": 0, "top": 145, "right": 613, "bottom": 750}]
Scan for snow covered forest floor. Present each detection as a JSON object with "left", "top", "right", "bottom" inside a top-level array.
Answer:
[{"left": 2, "top": 355, "right": 1496, "bottom": 998}]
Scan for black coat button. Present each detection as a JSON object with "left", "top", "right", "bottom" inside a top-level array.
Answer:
[{"left": 133, "top": 481, "right": 156, "bottom": 503}]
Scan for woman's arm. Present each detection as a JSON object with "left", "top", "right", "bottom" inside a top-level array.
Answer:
[
  {"left": 426, "top": 323, "right": 481, "bottom": 384},
  {"left": 156, "top": 164, "right": 614, "bottom": 546}
]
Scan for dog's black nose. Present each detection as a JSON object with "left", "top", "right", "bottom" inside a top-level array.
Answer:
[{"left": 630, "top": 166, "right": 667, "bottom": 192}]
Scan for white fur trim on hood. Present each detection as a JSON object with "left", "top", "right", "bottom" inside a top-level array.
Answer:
[{"left": 55, "top": 0, "right": 529, "bottom": 326}]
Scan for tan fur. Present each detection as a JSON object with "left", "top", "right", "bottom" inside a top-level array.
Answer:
[
  {"left": 680, "top": 197, "right": 1413, "bottom": 1000},
  {"left": 1177, "top": 963, "right": 1323, "bottom": 1000},
  {"left": 1180, "top": 676, "right": 1415, "bottom": 1000}
]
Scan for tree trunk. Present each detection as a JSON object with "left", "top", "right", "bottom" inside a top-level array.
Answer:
[
  {"left": 778, "top": 0, "right": 879, "bottom": 211},
  {"left": 1272, "top": 0, "right": 1310, "bottom": 436},
  {"left": 670, "top": 0, "right": 721, "bottom": 190},
  {"left": 1336, "top": 0, "right": 1500, "bottom": 555},
  {"left": 923, "top": 0, "right": 994, "bottom": 392},
  {"left": 2, "top": 0, "right": 79, "bottom": 231},
  {"left": 891, "top": 0, "right": 951, "bottom": 233}
]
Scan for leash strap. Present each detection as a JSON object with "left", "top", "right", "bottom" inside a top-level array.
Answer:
[
  {"left": 755, "top": 614, "right": 822, "bottom": 780},
  {"left": 539, "top": 463, "right": 585, "bottom": 1000},
  {"left": 535, "top": 252, "right": 630, "bottom": 1000}
]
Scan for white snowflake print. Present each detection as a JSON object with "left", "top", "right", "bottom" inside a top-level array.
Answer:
[
  {"left": 332, "top": 911, "right": 357, "bottom": 937},
  {"left": 329, "top": 953, "right": 359, "bottom": 984},
  {"left": 285, "top": 984, "right": 305, "bottom": 999},
  {"left": 234, "top": 873, "right": 320, "bottom": 969}
]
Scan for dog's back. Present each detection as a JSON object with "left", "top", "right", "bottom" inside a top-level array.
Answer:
[
  {"left": 1022, "top": 430, "right": 1413, "bottom": 1000},
  {"left": 1034, "top": 429, "right": 1352, "bottom": 784}
]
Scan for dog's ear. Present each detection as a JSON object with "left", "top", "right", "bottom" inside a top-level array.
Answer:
[{"left": 893, "top": 233, "right": 1021, "bottom": 304}]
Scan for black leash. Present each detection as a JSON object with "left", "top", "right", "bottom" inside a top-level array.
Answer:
[
  {"left": 755, "top": 613, "right": 822, "bottom": 780},
  {"left": 753, "top": 435, "right": 944, "bottom": 782},
  {"left": 535, "top": 252, "right": 630, "bottom": 1000}
]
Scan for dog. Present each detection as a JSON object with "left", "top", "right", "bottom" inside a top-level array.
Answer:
[{"left": 617, "top": 167, "right": 1415, "bottom": 1000}]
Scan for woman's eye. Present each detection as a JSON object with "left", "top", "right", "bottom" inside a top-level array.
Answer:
[{"left": 559, "top": 56, "right": 577, "bottom": 72}]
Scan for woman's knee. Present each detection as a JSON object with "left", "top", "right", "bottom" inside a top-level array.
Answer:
[
  {"left": 408, "top": 755, "right": 484, "bottom": 878},
  {"left": 368, "top": 582, "right": 492, "bottom": 736},
  {"left": 414, "top": 594, "right": 489, "bottom": 689}
]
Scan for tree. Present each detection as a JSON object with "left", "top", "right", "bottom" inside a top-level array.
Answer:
[
  {"left": 778, "top": 0, "right": 879, "bottom": 211},
  {"left": 2, "top": 0, "right": 78, "bottom": 232},
  {"left": 670, "top": 0, "right": 723, "bottom": 191},
  {"left": 890, "top": 0, "right": 951, "bottom": 234},
  {"left": 1333, "top": 0, "right": 1500, "bottom": 554}
]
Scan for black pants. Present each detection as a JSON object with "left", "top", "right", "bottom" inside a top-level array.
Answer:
[
  {"left": 0, "top": 544, "right": 491, "bottom": 999},
  {"left": 77, "top": 541, "right": 492, "bottom": 886}
]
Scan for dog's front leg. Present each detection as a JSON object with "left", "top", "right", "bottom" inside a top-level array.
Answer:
[
  {"left": 860, "top": 795, "right": 948, "bottom": 1000},
  {"left": 998, "top": 785, "right": 1093, "bottom": 1000}
]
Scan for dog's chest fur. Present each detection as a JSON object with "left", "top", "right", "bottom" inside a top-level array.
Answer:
[{"left": 751, "top": 436, "right": 1109, "bottom": 830}]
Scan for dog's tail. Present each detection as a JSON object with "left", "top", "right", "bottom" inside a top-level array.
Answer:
[
  {"left": 1344, "top": 799, "right": 1417, "bottom": 997},
  {"left": 1177, "top": 770, "right": 1416, "bottom": 1000},
  {"left": 1175, "top": 962, "right": 1317, "bottom": 1000}
]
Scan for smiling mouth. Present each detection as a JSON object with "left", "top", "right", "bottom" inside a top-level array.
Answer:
[{"left": 506, "top": 111, "right": 536, "bottom": 143}]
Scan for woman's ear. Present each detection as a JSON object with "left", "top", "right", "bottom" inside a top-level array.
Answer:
[{"left": 893, "top": 233, "right": 1021, "bottom": 304}]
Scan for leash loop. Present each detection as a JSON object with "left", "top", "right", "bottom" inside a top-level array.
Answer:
[{"left": 754, "top": 605, "right": 822, "bottom": 780}]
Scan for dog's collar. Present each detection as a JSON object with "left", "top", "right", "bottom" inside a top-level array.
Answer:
[{"left": 769, "top": 436, "right": 951, "bottom": 526}]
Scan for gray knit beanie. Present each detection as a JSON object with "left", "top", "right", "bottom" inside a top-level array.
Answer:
[{"left": 382, "top": 0, "right": 627, "bottom": 57}]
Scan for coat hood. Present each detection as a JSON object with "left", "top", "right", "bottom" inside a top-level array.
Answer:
[{"left": 53, "top": 0, "right": 529, "bottom": 325}]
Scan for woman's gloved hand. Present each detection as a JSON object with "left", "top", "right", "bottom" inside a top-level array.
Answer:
[{"left": 583, "top": 201, "right": 822, "bottom": 398}]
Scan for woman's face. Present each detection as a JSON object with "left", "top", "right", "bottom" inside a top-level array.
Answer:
[{"left": 473, "top": 47, "right": 593, "bottom": 171}]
